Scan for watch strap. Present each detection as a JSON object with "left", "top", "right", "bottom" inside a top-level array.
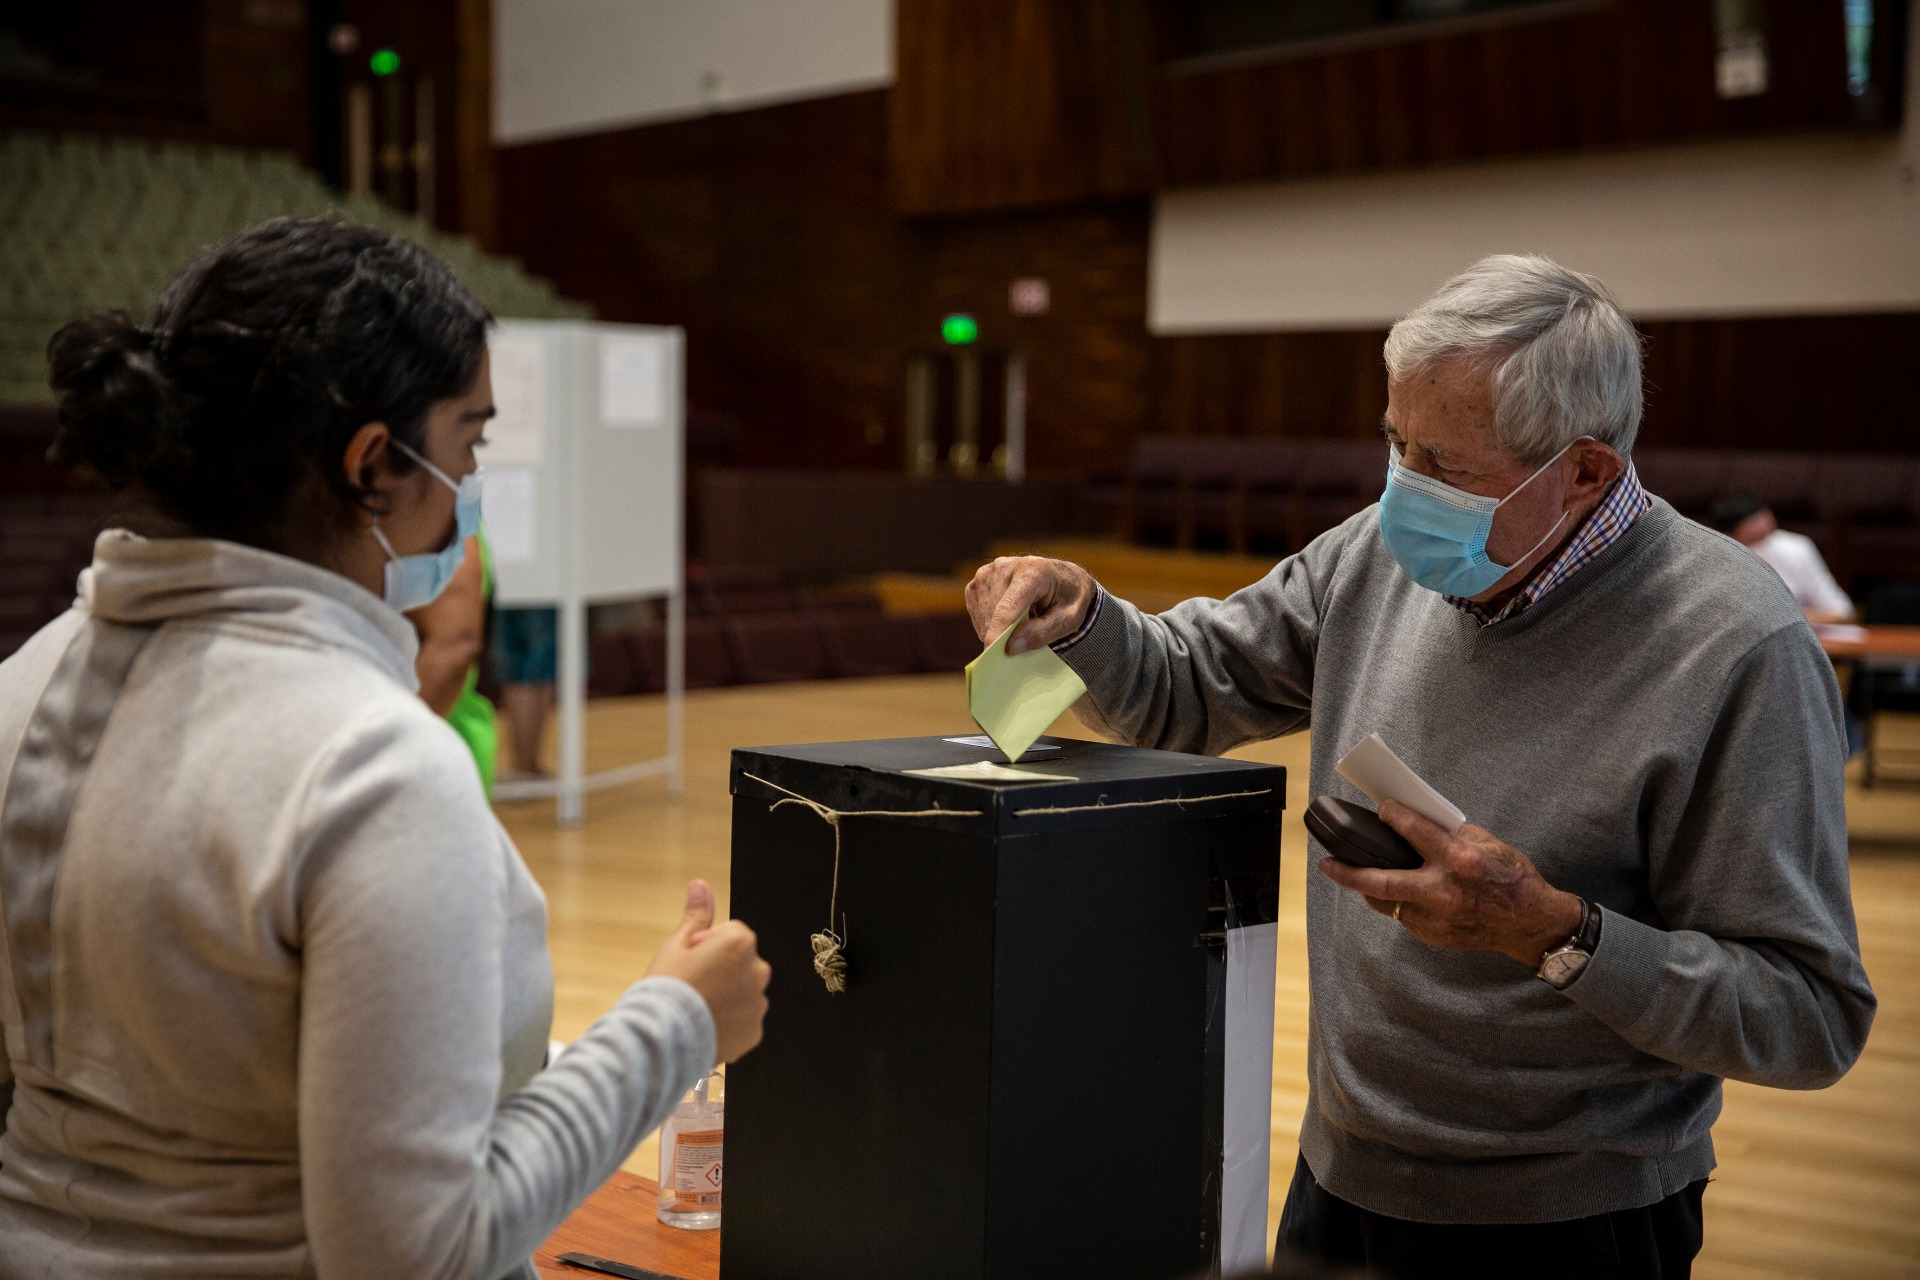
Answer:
[{"left": 1537, "top": 898, "right": 1601, "bottom": 982}]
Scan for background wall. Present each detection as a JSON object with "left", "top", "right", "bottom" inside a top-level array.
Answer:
[
  {"left": 1151, "top": 107, "right": 1920, "bottom": 332},
  {"left": 494, "top": 0, "right": 891, "bottom": 144},
  {"left": 497, "top": 90, "right": 1152, "bottom": 475},
  {"left": 494, "top": 0, "right": 1918, "bottom": 474}
]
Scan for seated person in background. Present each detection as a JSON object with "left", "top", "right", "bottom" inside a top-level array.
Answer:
[
  {"left": 1709, "top": 494, "right": 1855, "bottom": 624},
  {"left": 410, "top": 530, "right": 499, "bottom": 796}
]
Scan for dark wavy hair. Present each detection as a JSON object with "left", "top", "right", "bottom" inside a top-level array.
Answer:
[{"left": 46, "top": 216, "right": 491, "bottom": 552}]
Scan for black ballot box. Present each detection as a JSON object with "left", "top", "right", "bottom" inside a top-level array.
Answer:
[{"left": 722, "top": 736, "right": 1285, "bottom": 1280}]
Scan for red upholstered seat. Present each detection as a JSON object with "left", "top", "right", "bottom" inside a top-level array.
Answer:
[
  {"left": 721, "top": 613, "right": 833, "bottom": 684},
  {"left": 630, "top": 617, "right": 736, "bottom": 691},
  {"left": 908, "top": 613, "right": 984, "bottom": 672},
  {"left": 821, "top": 612, "right": 921, "bottom": 677},
  {"left": 588, "top": 630, "right": 641, "bottom": 697}
]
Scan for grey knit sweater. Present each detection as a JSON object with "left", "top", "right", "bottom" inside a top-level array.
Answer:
[{"left": 1061, "top": 498, "right": 1874, "bottom": 1224}]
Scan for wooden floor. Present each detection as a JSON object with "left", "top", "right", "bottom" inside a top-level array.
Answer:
[{"left": 499, "top": 676, "right": 1920, "bottom": 1278}]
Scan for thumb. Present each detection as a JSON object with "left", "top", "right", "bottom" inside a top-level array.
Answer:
[{"left": 674, "top": 879, "right": 715, "bottom": 941}]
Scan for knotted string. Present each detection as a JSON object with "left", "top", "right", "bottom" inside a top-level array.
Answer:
[{"left": 742, "top": 772, "right": 983, "bottom": 994}]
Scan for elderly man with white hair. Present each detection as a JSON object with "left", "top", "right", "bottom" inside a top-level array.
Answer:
[{"left": 967, "top": 255, "right": 1874, "bottom": 1278}]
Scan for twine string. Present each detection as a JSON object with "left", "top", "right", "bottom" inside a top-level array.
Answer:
[
  {"left": 742, "top": 773, "right": 1273, "bottom": 993},
  {"left": 743, "top": 771, "right": 983, "bottom": 994},
  {"left": 1010, "top": 787, "right": 1273, "bottom": 818}
]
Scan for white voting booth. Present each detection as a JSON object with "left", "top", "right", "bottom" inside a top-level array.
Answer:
[{"left": 482, "top": 320, "right": 684, "bottom": 823}]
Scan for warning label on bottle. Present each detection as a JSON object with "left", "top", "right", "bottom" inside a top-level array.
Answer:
[{"left": 671, "top": 1128, "right": 723, "bottom": 1209}]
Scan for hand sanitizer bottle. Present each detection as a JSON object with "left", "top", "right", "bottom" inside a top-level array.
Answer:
[{"left": 657, "top": 1070, "right": 724, "bottom": 1230}]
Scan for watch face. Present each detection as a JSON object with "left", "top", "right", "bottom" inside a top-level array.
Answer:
[{"left": 1542, "top": 950, "right": 1590, "bottom": 988}]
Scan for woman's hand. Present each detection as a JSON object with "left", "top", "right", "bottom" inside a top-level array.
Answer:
[{"left": 646, "top": 880, "right": 771, "bottom": 1064}]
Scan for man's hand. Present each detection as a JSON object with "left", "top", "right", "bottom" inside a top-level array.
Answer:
[
  {"left": 964, "top": 556, "right": 1099, "bottom": 655},
  {"left": 646, "top": 880, "right": 772, "bottom": 1064},
  {"left": 1316, "top": 800, "right": 1583, "bottom": 968}
]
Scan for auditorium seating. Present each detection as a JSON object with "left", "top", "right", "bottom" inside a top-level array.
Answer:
[
  {"left": 0, "top": 129, "right": 587, "bottom": 406},
  {"left": 576, "top": 571, "right": 985, "bottom": 698}
]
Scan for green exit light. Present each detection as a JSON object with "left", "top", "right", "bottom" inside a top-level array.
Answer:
[
  {"left": 370, "top": 48, "right": 401, "bottom": 77},
  {"left": 942, "top": 313, "right": 978, "bottom": 345}
]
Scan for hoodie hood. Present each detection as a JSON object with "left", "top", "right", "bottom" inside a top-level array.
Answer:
[{"left": 79, "top": 530, "right": 421, "bottom": 690}]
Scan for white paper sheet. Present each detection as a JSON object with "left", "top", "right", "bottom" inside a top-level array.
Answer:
[
  {"left": 600, "top": 334, "right": 665, "bottom": 427},
  {"left": 487, "top": 332, "right": 547, "bottom": 464},
  {"left": 1334, "top": 732, "right": 1466, "bottom": 833},
  {"left": 1221, "top": 922, "right": 1278, "bottom": 1273},
  {"left": 940, "top": 735, "right": 1062, "bottom": 756},
  {"left": 483, "top": 467, "right": 538, "bottom": 563}
]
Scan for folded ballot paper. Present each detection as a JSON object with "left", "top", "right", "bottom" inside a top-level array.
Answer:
[
  {"left": 1334, "top": 732, "right": 1466, "bottom": 834},
  {"left": 963, "top": 607, "right": 1088, "bottom": 763}
]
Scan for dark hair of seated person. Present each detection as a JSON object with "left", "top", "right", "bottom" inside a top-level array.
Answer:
[
  {"left": 1706, "top": 493, "right": 1767, "bottom": 535},
  {"left": 45, "top": 215, "right": 491, "bottom": 557}
]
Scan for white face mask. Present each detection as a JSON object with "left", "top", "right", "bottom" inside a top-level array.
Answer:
[{"left": 370, "top": 440, "right": 483, "bottom": 612}]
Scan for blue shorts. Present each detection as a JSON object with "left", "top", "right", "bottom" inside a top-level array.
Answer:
[{"left": 494, "top": 606, "right": 557, "bottom": 685}]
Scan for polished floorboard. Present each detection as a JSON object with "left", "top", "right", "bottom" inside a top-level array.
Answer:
[{"left": 498, "top": 676, "right": 1920, "bottom": 1278}]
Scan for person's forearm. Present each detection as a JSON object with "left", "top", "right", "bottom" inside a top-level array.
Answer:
[
  {"left": 461, "top": 978, "right": 716, "bottom": 1278},
  {"left": 415, "top": 636, "right": 480, "bottom": 716},
  {"left": 1560, "top": 912, "right": 1874, "bottom": 1088},
  {"left": 1062, "top": 574, "right": 1316, "bottom": 757}
]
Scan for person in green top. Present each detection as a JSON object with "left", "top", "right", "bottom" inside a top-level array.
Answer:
[{"left": 409, "top": 529, "right": 498, "bottom": 796}]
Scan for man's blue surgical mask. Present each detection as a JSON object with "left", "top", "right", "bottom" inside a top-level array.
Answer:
[
  {"left": 370, "top": 439, "right": 483, "bottom": 612},
  {"left": 1378, "top": 437, "right": 1584, "bottom": 598}
]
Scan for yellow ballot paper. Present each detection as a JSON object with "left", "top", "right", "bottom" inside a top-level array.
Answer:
[{"left": 965, "top": 608, "right": 1088, "bottom": 762}]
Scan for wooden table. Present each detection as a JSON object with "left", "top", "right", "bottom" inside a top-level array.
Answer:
[
  {"left": 1816, "top": 624, "right": 1920, "bottom": 787},
  {"left": 1814, "top": 623, "right": 1920, "bottom": 662},
  {"left": 535, "top": 1172, "right": 718, "bottom": 1280}
]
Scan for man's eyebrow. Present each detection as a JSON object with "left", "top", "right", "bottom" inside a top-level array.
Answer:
[{"left": 464, "top": 405, "right": 497, "bottom": 422}]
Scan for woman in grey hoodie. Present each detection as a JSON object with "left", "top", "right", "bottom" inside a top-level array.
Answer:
[{"left": 0, "top": 216, "right": 770, "bottom": 1279}]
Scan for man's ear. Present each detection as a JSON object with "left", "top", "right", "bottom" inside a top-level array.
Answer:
[
  {"left": 342, "top": 422, "right": 393, "bottom": 512},
  {"left": 1570, "top": 439, "right": 1625, "bottom": 498}
]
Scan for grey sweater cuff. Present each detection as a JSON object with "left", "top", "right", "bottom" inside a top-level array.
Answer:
[
  {"left": 1556, "top": 906, "right": 1668, "bottom": 1029},
  {"left": 629, "top": 974, "right": 719, "bottom": 1074},
  {"left": 1056, "top": 589, "right": 1135, "bottom": 687}
]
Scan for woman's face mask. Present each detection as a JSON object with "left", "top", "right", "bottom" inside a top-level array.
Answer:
[
  {"left": 370, "top": 439, "right": 483, "bottom": 612},
  {"left": 1377, "top": 437, "right": 1586, "bottom": 598}
]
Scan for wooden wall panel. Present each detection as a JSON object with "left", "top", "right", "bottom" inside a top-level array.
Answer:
[
  {"left": 1637, "top": 313, "right": 1920, "bottom": 454},
  {"left": 892, "top": 0, "right": 1904, "bottom": 214},
  {"left": 1156, "top": 0, "right": 1897, "bottom": 189},
  {"left": 497, "top": 91, "right": 1152, "bottom": 475},
  {"left": 499, "top": 88, "right": 1916, "bottom": 488},
  {"left": 890, "top": 0, "right": 1154, "bottom": 214},
  {"left": 1148, "top": 316, "right": 1920, "bottom": 458},
  {"left": 501, "top": 93, "right": 909, "bottom": 471}
]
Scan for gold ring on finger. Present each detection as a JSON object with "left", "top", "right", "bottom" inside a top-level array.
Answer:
[{"left": 1392, "top": 901, "right": 1404, "bottom": 922}]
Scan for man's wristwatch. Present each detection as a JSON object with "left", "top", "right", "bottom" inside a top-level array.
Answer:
[{"left": 1537, "top": 897, "right": 1603, "bottom": 990}]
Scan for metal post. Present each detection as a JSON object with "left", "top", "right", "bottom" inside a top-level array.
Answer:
[
  {"left": 666, "top": 583, "right": 685, "bottom": 797},
  {"left": 556, "top": 593, "right": 586, "bottom": 825},
  {"left": 1003, "top": 349, "right": 1027, "bottom": 484},
  {"left": 905, "top": 353, "right": 936, "bottom": 477},
  {"left": 346, "top": 83, "right": 373, "bottom": 196},
  {"left": 952, "top": 351, "right": 980, "bottom": 476},
  {"left": 413, "top": 74, "right": 436, "bottom": 224}
]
